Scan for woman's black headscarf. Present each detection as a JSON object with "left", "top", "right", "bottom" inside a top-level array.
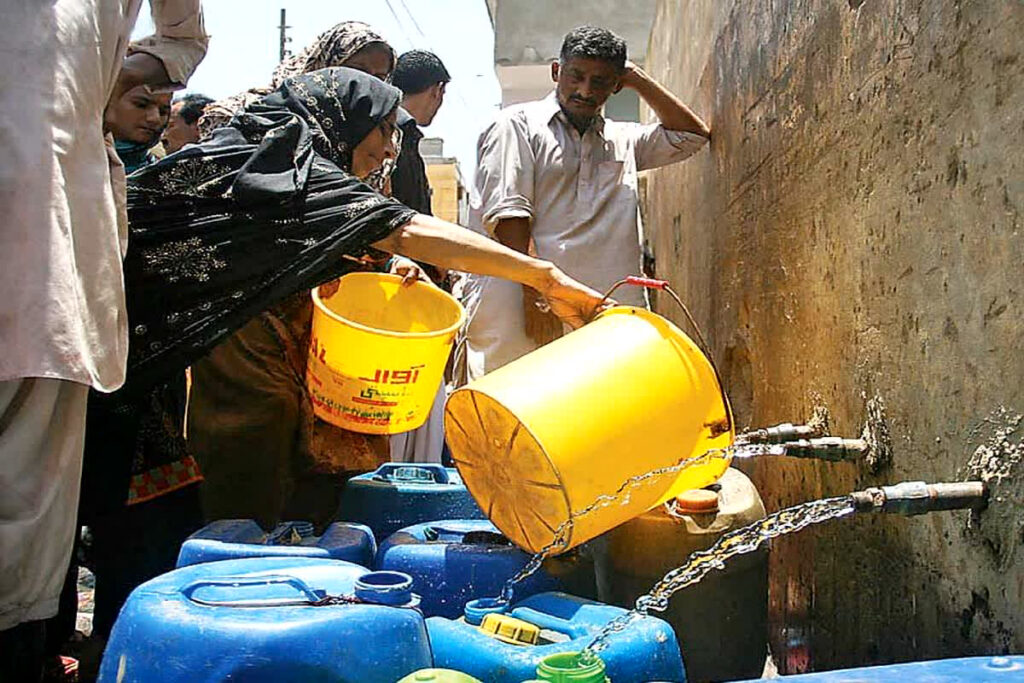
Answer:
[{"left": 122, "top": 67, "right": 416, "bottom": 391}]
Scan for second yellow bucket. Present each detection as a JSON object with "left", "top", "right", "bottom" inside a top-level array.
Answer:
[
  {"left": 307, "top": 272, "right": 464, "bottom": 435},
  {"left": 444, "top": 306, "right": 733, "bottom": 554}
]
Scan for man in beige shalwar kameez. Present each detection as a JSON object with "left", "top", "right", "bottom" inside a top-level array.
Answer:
[{"left": 0, "top": 2, "right": 206, "bottom": 675}]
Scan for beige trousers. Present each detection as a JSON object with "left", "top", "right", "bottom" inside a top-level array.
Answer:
[
  {"left": 389, "top": 381, "right": 447, "bottom": 465},
  {"left": 0, "top": 378, "right": 88, "bottom": 630}
]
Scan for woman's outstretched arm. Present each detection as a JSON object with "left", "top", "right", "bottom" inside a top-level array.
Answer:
[{"left": 373, "top": 214, "right": 608, "bottom": 329}]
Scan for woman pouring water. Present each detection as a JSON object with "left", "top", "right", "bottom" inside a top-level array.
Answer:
[{"left": 120, "top": 67, "right": 605, "bottom": 526}]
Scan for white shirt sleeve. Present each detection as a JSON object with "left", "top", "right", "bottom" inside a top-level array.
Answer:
[
  {"left": 128, "top": 0, "right": 209, "bottom": 87},
  {"left": 632, "top": 123, "right": 709, "bottom": 172},
  {"left": 474, "top": 111, "right": 535, "bottom": 235}
]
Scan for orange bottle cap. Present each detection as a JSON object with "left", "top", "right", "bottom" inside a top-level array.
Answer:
[{"left": 674, "top": 489, "right": 720, "bottom": 514}]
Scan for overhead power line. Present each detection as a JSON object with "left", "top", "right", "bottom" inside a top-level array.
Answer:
[
  {"left": 397, "top": 0, "right": 429, "bottom": 42},
  {"left": 384, "top": 0, "right": 474, "bottom": 113},
  {"left": 382, "top": 0, "right": 416, "bottom": 48}
]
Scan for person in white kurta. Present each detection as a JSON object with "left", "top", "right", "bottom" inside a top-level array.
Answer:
[
  {"left": 459, "top": 26, "right": 710, "bottom": 382},
  {"left": 0, "top": 0, "right": 207, "bottom": 662}
]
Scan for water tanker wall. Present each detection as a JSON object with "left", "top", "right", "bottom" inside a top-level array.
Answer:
[{"left": 640, "top": 0, "right": 1023, "bottom": 672}]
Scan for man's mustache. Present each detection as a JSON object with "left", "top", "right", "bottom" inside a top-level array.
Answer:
[{"left": 569, "top": 96, "right": 597, "bottom": 106}]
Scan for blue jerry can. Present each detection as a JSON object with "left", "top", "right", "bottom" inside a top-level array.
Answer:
[
  {"left": 98, "top": 557, "right": 431, "bottom": 682},
  {"left": 375, "top": 520, "right": 570, "bottom": 618},
  {"left": 738, "top": 655, "right": 1024, "bottom": 682},
  {"left": 176, "top": 519, "right": 376, "bottom": 569},
  {"left": 338, "top": 463, "right": 485, "bottom": 541},
  {"left": 426, "top": 591, "right": 686, "bottom": 683}
]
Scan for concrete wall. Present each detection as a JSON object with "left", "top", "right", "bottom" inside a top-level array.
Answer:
[{"left": 642, "top": 0, "right": 1023, "bottom": 673}]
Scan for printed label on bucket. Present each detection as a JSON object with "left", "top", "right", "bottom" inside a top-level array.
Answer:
[{"left": 307, "top": 350, "right": 426, "bottom": 433}]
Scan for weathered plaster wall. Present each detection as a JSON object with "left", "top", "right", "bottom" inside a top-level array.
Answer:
[{"left": 642, "top": 0, "right": 1023, "bottom": 672}]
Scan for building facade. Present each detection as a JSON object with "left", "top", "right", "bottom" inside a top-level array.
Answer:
[
  {"left": 421, "top": 137, "right": 469, "bottom": 226},
  {"left": 483, "top": 0, "right": 658, "bottom": 121}
]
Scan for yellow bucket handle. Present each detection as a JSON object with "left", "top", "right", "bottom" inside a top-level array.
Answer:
[{"left": 598, "top": 276, "right": 733, "bottom": 437}]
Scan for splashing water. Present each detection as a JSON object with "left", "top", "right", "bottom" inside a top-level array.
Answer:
[
  {"left": 496, "top": 442, "right": 786, "bottom": 603},
  {"left": 578, "top": 495, "right": 857, "bottom": 662}
]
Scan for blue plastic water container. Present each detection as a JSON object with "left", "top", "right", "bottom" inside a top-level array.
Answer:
[
  {"left": 375, "top": 520, "right": 574, "bottom": 618},
  {"left": 738, "top": 655, "right": 1024, "bottom": 681},
  {"left": 98, "top": 557, "right": 431, "bottom": 682},
  {"left": 338, "top": 463, "right": 485, "bottom": 541},
  {"left": 426, "top": 591, "right": 686, "bottom": 683},
  {"left": 175, "top": 519, "right": 376, "bottom": 568}
]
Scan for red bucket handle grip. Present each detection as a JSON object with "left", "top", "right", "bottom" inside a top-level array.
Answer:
[{"left": 624, "top": 276, "right": 669, "bottom": 290}]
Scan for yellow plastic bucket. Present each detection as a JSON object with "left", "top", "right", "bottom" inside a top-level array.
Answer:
[
  {"left": 444, "top": 306, "right": 733, "bottom": 554},
  {"left": 307, "top": 272, "right": 465, "bottom": 435}
]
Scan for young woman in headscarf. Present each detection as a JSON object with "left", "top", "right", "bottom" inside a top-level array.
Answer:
[
  {"left": 197, "top": 21, "right": 396, "bottom": 139},
  {"left": 113, "top": 67, "right": 606, "bottom": 530}
]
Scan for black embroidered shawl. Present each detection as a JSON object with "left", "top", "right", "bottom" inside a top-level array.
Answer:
[{"left": 121, "top": 68, "right": 415, "bottom": 391}]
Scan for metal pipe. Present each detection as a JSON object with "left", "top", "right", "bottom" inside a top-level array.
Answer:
[
  {"left": 850, "top": 481, "right": 988, "bottom": 516},
  {"left": 736, "top": 422, "right": 825, "bottom": 445},
  {"left": 780, "top": 437, "right": 869, "bottom": 461}
]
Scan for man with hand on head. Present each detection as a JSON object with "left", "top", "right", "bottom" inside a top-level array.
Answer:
[{"left": 460, "top": 25, "right": 710, "bottom": 381}]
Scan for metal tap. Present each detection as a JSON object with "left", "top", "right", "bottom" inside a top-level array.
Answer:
[
  {"left": 850, "top": 481, "right": 988, "bottom": 516},
  {"left": 780, "top": 437, "right": 870, "bottom": 462},
  {"left": 736, "top": 422, "right": 825, "bottom": 445}
]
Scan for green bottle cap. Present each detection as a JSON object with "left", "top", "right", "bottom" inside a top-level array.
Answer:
[
  {"left": 396, "top": 669, "right": 483, "bottom": 683},
  {"left": 534, "top": 652, "right": 610, "bottom": 683}
]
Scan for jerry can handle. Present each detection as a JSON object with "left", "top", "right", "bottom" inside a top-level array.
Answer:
[
  {"left": 423, "top": 524, "right": 505, "bottom": 545},
  {"left": 423, "top": 525, "right": 467, "bottom": 542},
  {"left": 509, "top": 606, "right": 591, "bottom": 639},
  {"left": 265, "top": 520, "right": 315, "bottom": 545},
  {"left": 372, "top": 463, "right": 450, "bottom": 485},
  {"left": 181, "top": 574, "right": 324, "bottom": 606}
]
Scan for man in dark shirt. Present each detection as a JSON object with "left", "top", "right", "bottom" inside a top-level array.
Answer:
[{"left": 390, "top": 50, "right": 450, "bottom": 216}]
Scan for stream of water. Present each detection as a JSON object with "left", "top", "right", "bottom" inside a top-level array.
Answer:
[
  {"left": 484, "top": 438, "right": 864, "bottom": 671},
  {"left": 497, "top": 442, "right": 787, "bottom": 603},
  {"left": 579, "top": 495, "right": 856, "bottom": 661}
]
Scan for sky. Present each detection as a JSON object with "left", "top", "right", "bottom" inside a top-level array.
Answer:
[{"left": 133, "top": 0, "right": 502, "bottom": 183}]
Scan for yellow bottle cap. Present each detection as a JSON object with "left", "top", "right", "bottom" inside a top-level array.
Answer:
[{"left": 478, "top": 612, "right": 540, "bottom": 645}]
